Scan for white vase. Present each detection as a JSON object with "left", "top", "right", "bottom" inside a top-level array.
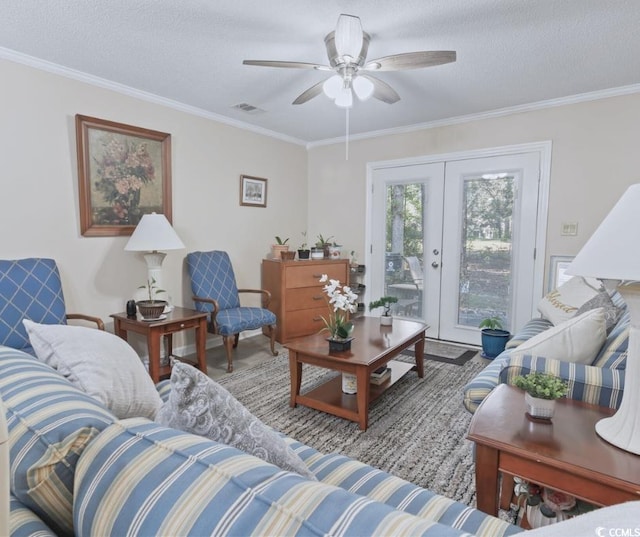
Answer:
[
  {"left": 380, "top": 315, "right": 393, "bottom": 326},
  {"left": 341, "top": 373, "right": 357, "bottom": 394},
  {"left": 525, "top": 392, "right": 556, "bottom": 419}
]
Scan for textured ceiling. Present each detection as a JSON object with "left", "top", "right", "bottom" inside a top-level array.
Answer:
[{"left": 2, "top": 1, "right": 640, "bottom": 144}]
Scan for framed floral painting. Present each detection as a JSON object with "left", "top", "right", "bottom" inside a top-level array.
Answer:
[
  {"left": 239, "top": 175, "right": 267, "bottom": 208},
  {"left": 75, "top": 115, "right": 172, "bottom": 236}
]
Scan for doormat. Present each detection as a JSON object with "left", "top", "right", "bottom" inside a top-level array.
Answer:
[{"left": 401, "top": 341, "right": 478, "bottom": 366}]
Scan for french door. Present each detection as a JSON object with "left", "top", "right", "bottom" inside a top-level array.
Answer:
[{"left": 368, "top": 148, "right": 546, "bottom": 346}]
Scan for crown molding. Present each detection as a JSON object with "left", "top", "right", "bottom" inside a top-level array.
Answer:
[
  {"left": 307, "top": 83, "right": 640, "bottom": 149},
  {"left": 3, "top": 46, "right": 639, "bottom": 150},
  {"left": 0, "top": 47, "right": 306, "bottom": 147}
]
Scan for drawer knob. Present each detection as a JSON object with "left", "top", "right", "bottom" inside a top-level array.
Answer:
[
  {"left": 312, "top": 296, "right": 323, "bottom": 300},
  {"left": 313, "top": 316, "right": 322, "bottom": 322},
  {"left": 180, "top": 323, "right": 185, "bottom": 328},
  {"left": 312, "top": 273, "right": 323, "bottom": 278}
]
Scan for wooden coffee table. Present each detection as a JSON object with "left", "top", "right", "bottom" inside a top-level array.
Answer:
[
  {"left": 467, "top": 384, "right": 640, "bottom": 516},
  {"left": 285, "top": 316, "right": 427, "bottom": 430}
]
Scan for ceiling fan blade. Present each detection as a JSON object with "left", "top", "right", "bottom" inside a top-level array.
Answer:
[
  {"left": 243, "top": 60, "right": 331, "bottom": 71},
  {"left": 360, "top": 74, "right": 400, "bottom": 104},
  {"left": 363, "top": 51, "right": 456, "bottom": 71},
  {"left": 292, "top": 80, "right": 325, "bottom": 105}
]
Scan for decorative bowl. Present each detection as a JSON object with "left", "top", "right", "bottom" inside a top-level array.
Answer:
[{"left": 136, "top": 300, "right": 167, "bottom": 320}]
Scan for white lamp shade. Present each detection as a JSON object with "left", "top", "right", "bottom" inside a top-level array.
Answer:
[
  {"left": 335, "top": 14, "right": 363, "bottom": 61},
  {"left": 353, "top": 76, "right": 374, "bottom": 101},
  {"left": 124, "top": 213, "right": 185, "bottom": 252},
  {"left": 566, "top": 183, "right": 640, "bottom": 280},
  {"left": 335, "top": 87, "right": 353, "bottom": 108},
  {"left": 323, "top": 75, "right": 343, "bottom": 99}
]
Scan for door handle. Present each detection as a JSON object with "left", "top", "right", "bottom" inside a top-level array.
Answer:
[{"left": 431, "top": 261, "right": 439, "bottom": 268}]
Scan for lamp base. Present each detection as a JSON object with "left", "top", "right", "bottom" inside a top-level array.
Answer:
[{"left": 594, "top": 282, "right": 640, "bottom": 455}]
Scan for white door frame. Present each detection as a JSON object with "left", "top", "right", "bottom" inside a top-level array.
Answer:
[{"left": 365, "top": 141, "right": 551, "bottom": 326}]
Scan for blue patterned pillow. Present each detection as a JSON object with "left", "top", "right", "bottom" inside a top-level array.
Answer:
[{"left": 0, "top": 347, "right": 114, "bottom": 536}]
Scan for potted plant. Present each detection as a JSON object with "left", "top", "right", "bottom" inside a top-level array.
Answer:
[
  {"left": 369, "top": 296, "right": 399, "bottom": 326},
  {"left": 315, "top": 234, "right": 333, "bottom": 258},
  {"left": 272, "top": 236, "right": 289, "bottom": 259},
  {"left": 297, "top": 232, "right": 310, "bottom": 260},
  {"left": 136, "top": 278, "right": 167, "bottom": 319},
  {"left": 479, "top": 316, "right": 511, "bottom": 359},
  {"left": 328, "top": 241, "right": 342, "bottom": 259},
  {"left": 514, "top": 372, "right": 568, "bottom": 420}
]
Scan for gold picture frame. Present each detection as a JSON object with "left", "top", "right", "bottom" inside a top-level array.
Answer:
[
  {"left": 76, "top": 114, "right": 172, "bottom": 236},
  {"left": 239, "top": 175, "right": 267, "bottom": 208}
]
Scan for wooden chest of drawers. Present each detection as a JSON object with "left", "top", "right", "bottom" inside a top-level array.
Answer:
[{"left": 261, "top": 258, "right": 349, "bottom": 343}]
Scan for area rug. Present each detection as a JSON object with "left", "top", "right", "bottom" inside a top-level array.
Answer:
[
  {"left": 400, "top": 340, "right": 479, "bottom": 366},
  {"left": 215, "top": 353, "right": 484, "bottom": 507}
]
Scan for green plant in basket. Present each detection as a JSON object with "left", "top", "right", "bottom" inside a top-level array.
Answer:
[
  {"left": 514, "top": 372, "right": 568, "bottom": 400},
  {"left": 274, "top": 236, "right": 289, "bottom": 245}
]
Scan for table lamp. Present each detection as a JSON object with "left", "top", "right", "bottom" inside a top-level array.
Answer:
[
  {"left": 124, "top": 213, "right": 185, "bottom": 310},
  {"left": 566, "top": 183, "right": 640, "bottom": 454}
]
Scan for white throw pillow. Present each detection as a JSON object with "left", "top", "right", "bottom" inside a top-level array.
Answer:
[
  {"left": 23, "top": 320, "right": 162, "bottom": 419},
  {"left": 156, "top": 361, "right": 316, "bottom": 480},
  {"left": 537, "top": 276, "right": 601, "bottom": 325},
  {"left": 510, "top": 308, "right": 606, "bottom": 365}
]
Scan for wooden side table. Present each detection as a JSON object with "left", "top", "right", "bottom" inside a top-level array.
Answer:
[
  {"left": 111, "top": 307, "right": 208, "bottom": 382},
  {"left": 467, "top": 384, "right": 640, "bottom": 516}
]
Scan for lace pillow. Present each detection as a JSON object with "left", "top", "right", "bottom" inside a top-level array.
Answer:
[
  {"left": 575, "top": 289, "right": 623, "bottom": 334},
  {"left": 156, "top": 362, "right": 316, "bottom": 480}
]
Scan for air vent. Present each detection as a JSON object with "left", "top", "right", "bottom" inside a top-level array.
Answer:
[{"left": 231, "top": 103, "right": 266, "bottom": 114}]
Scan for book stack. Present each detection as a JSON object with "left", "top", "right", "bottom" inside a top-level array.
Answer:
[{"left": 370, "top": 365, "right": 391, "bottom": 385}]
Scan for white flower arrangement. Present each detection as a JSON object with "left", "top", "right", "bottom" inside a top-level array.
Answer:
[{"left": 319, "top": 274, "right": 358, "bottom": 340}]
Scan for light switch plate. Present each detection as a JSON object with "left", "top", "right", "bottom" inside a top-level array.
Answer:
[{"left": 561, "top": 222, "right": 578, "bottom": 236}]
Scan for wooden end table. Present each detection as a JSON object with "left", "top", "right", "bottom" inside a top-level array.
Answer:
[
  {"left": 285, "top": 316, "right": 427, "bottom": 430},
  {"left": 111, "top": 306, "right": 208, "bottom": 382},
  {"left": 467, "top": 384, "right": 640, "bottom": 516}
]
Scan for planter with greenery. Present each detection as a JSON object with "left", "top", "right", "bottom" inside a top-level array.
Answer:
[
  {"left": 369, "top": 296, "right": 399, "bottom": 326},
  {"left": 297, "top": 231, "right": 310, "bottom": 260},
  {"left": 479, "top": 316, "right": 511, "bottom": 359},
  {"left": 514, "top": 372, "right": 568, "bottom": 420},
  {"left": 315, "top": 234, "right": 333, "bottom": 258},
  {"left": 136, "top": 278, "right": 167, "bottom": 319},
  {"left": 272, "top": 236, "right": 289, "bottom": 259}
]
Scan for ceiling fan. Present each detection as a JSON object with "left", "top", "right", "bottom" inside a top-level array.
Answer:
[{"left": 243, "top": 14, "right": 456, "bottom": 108}]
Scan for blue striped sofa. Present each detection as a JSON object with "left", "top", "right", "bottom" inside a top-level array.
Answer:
[
  {"left": 463, "top": 292, "right": 628, "bottom": 414},
  {"left": 1, "top": 346, "right": 522, "bottom": 537}
]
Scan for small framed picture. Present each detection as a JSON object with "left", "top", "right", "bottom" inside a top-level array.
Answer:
[
  {"left": 240, "top": 175, "right": 267, "bottom": 208},
  {"left": 548, "top": 255, "right": 575, "bottom": 291}
]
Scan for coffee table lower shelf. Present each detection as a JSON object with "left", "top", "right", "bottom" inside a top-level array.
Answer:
[{"left": 295, "top": 360, "right": 413, "bottom": 424}]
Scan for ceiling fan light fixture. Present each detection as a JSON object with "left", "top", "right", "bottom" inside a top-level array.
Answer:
[
  {"left": 335, "top": 14, "right": 363, "bottom": 62},
  {"left": 353, "top": 76, "right": 374, "bottom": 101},
  {"left": 335, "top": 87, "right": 353, "bottom": 108},
  {"left": 322, "top": 75, "right": 343, "bottom": 99}
]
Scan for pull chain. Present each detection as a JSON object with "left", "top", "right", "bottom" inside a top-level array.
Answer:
[{"left": 345, "top": 106, "right": 350, "bottom": 160}]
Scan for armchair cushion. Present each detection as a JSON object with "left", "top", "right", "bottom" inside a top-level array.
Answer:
[
  {"left": 216, "top": 306, "right": 276, "bottom": 336},
  {"left": 188, "top": 250, "right": 241, "bottom": 310}
]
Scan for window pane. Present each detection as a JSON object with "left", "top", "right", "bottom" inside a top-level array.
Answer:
[
  {"left": 384, "top": 183, "right": 424, "bottom": 320},
  {"left": 458, "top": 176, "right": 514, "bottom": 331}
]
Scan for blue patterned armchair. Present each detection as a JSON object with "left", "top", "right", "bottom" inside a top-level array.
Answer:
[
  {"left": 186, "top": 250, "right": 278, "bottom": 372},
  {"left": 0, "top": 258, "right": 104, "bottom": 354}
]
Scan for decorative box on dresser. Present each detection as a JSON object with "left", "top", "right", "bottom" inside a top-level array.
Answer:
[{"left": 261, "top": 258, "right": 349, "bottom": 343}]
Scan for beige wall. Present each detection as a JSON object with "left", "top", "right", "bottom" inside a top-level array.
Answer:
[
  {"left": 1, "top": 59, "right": 307, "bottom": 345},
  {"left": 3, "top": 54, "right": 640, "bottom": 349},
  {"left": 308, "top": 93, "right": 640, "bottom": 285}
]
